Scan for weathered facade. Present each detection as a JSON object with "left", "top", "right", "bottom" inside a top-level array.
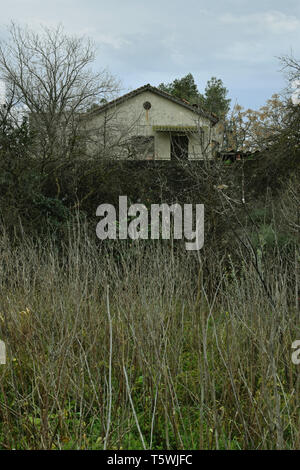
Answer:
[{"left": 82, "top": 84, "right": 224, "bottom": 161}]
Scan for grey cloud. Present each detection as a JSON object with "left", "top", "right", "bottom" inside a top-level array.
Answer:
[{"left": 0, "top": 0, "right": 299, "bottom": 109}]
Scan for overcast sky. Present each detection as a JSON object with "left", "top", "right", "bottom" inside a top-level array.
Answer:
[{"left": 0, "top": 0, "right": 299, "bottom": 109}]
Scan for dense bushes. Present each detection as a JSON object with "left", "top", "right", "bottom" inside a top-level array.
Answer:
[
  {"left": 0, "top": 113, "right": 299, "bottom": 449},
  {"left": 0, "top": 224, "right": 299, "bottom": 449}
]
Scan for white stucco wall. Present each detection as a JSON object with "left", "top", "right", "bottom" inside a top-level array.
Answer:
[{"left": 83, "top": 90, "right": 223, "bottom": 160}]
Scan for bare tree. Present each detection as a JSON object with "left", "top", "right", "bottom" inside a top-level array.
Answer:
[
  {"left": 279, "top": 53, "right": 300, "bottom": 85},
  {"left": 0, "top": 22, "right": 120, "bottom": 164},
  {"left": 83, "top": 105, "right": 156, "bottom": 160}
]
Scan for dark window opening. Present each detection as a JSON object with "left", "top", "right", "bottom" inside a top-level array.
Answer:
[
  {"left": 143, "top": 101, "right": 152, "bottom": 110},
  {"left": 171, "top": 135, "right": 189, "bottom": 161}
]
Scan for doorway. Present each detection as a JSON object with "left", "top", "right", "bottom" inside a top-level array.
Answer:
[{"left": 170, "top": 135, "right": 189, "bottom": 161}]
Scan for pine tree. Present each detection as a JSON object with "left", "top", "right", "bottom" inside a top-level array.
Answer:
[
  {"left": 158, "top": 73, "right": 203, "bottom": 104},
  {"left": 204, "top": 77, "right": 231, "bottom": 118}
]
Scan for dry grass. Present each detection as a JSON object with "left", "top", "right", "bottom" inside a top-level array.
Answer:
[{"left": 0, "top": 219, "right": 299, "bottom": 450}]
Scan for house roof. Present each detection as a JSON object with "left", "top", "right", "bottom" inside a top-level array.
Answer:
[{"left": 87, "top": 84, "right": 219, "bottom": 125}]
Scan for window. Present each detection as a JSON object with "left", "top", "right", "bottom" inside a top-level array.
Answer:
[{"left": 170, "top": 135, "right": 189, "bottom": 161}]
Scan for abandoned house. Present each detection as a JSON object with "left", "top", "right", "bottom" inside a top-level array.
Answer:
[{"left": 82, "top": 84, "right": 224, "bottom": 161}]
